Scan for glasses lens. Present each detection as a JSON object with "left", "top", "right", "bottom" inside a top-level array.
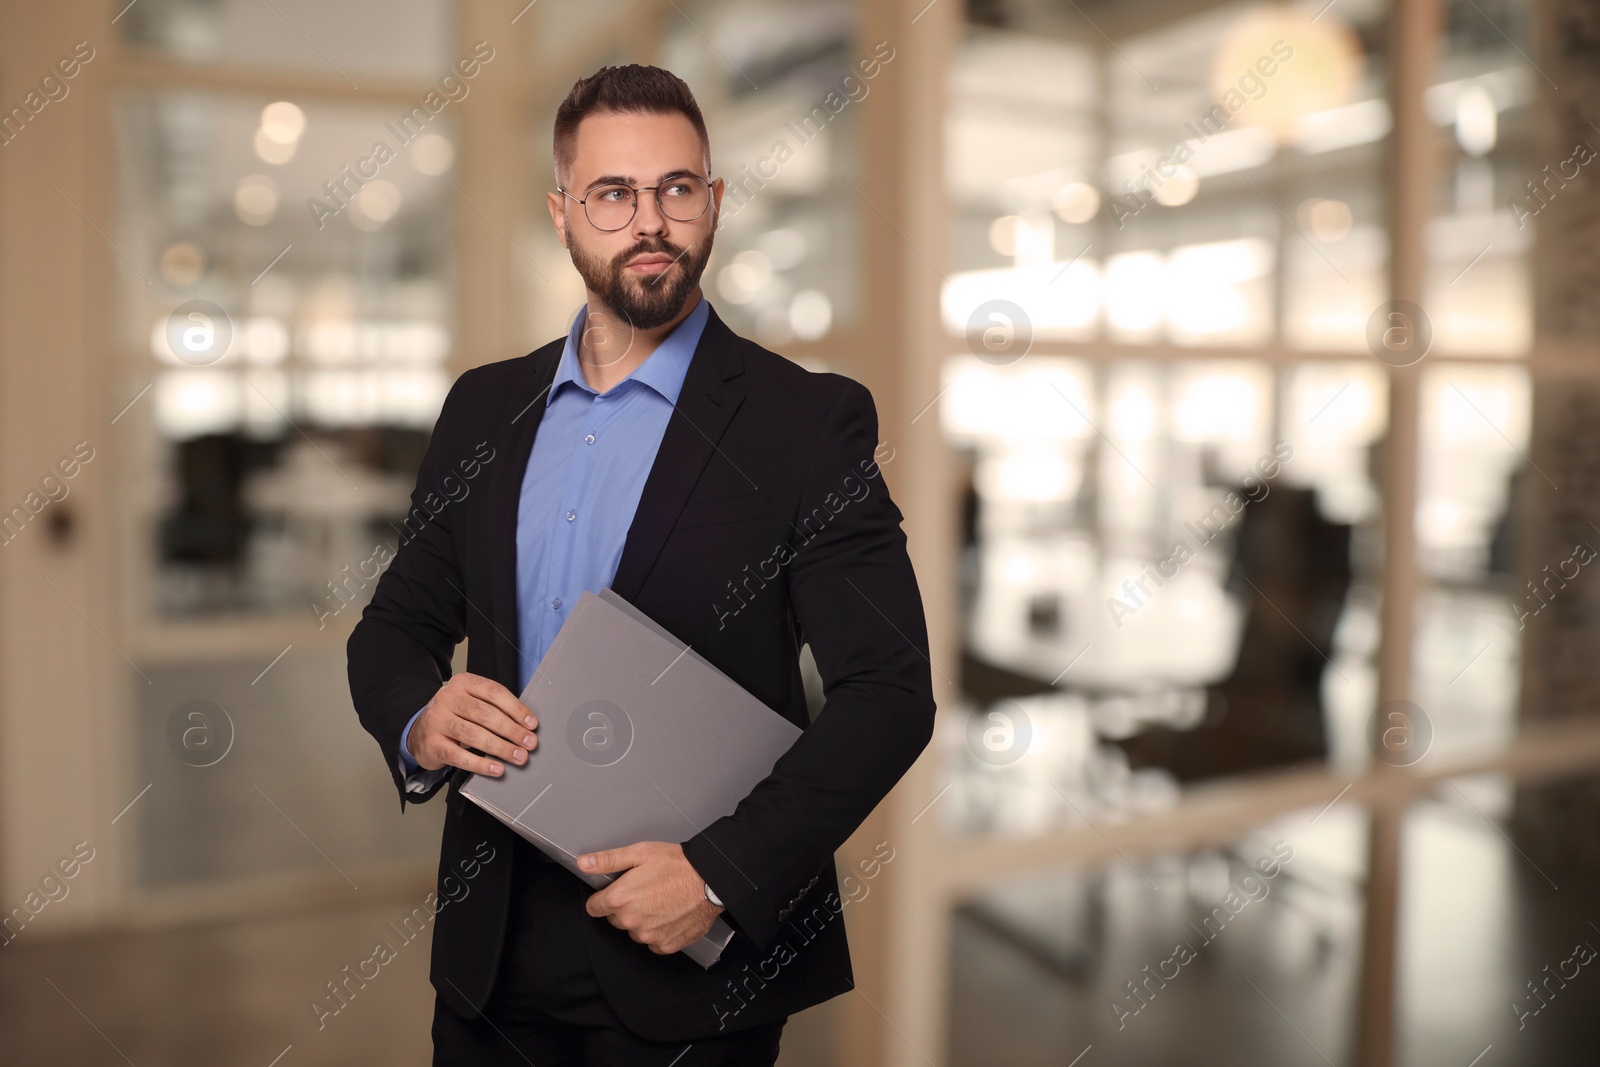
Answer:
[
  {"left": 586, "top": 185, "right": 636, "bottom": 230},
  {"left": 659, "top": 175, "right": 710, "bottom": 222}
]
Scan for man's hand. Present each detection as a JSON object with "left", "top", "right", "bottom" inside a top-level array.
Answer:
[
  {"left": 579, "top": 842, "right": 723, "bottom": 954},
  {"left": 408, "top": 673, "right": 538, "bottom": 776}
]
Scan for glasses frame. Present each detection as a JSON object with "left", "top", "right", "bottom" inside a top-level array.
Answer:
[{"left": 557, "top": 172, "right": 716, "bottom": 232}]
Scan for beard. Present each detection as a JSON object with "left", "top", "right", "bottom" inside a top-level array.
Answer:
[{"left": 568, "top": 228, "right": 715, "bottom": 331}]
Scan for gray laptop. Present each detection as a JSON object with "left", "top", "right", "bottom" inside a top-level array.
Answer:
[{"left": 460, "top": 588, "right": 803, "bottom": 968}]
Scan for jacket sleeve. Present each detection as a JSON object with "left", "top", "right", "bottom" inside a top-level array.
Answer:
[
  {"left": 347, "top": 372, "right": 478, "bottom": 810},
  {"left": 680, "top": 376, "right": 937, "bottom": 951}
]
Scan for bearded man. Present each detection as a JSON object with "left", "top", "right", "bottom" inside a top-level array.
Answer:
[{"left": 348, "top": 63, "right": 935, "bottom": 1066}]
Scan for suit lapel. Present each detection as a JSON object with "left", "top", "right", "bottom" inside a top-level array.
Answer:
[
  {"left": 611, "top": 303, "right": 747, "bottom": 603},
  {"left": 487, "top": 342, "right": 562, "bottom": 689}
]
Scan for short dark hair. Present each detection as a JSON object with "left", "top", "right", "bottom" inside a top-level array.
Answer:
[{"left": 553, "top": 64, "right": 711, "bottom": 188}]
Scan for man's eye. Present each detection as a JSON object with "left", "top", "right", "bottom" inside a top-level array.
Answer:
[
  {"left": 663, "top": 182, "right": 691, "bottom": 198},
  {"left": 597, "top": 187, "right": 631, "bottom": 202}
]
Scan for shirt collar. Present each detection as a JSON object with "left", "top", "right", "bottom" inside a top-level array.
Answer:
[{"left": 552, "top": 295, "right": 711, "bottom": 406}]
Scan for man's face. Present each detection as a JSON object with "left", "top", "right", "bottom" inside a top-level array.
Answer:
[{"left": 550, "top": 110, "right": 723, "bottom": 331}]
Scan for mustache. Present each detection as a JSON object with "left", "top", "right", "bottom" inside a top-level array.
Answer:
[{"left": 614, "top": 240, "right": 695, "bottom": 286}]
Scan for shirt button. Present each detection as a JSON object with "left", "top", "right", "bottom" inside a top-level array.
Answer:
[
  {"left": 550, "top": 597, "right": 562, "bottom": 610},
  {"left": 565, "top": 510, "right": 576, "bottom": 522},
  {"left": 584, "top": 433, "right": 596, "bottom": 444}
]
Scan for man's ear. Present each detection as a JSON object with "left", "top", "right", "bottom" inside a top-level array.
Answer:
[{"left": 546, "top": 190, "right": 569, "bottom": 248}]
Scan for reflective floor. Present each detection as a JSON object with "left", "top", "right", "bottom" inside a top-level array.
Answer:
[{"left": 948, "top": 794, "right": 1598, "bottom": 1067}]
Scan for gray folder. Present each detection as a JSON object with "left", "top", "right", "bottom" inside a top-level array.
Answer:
[{"left": 460, "top": 588, "right": 803, "bottom": 968}]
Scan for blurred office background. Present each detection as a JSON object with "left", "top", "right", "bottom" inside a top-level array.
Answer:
[{"left": 2, "top": 0, "right": 1599, "bottom": 1064}]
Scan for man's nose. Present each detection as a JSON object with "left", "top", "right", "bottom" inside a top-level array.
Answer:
[{"left": 632, "top": 189, "right": 668, "bottom": 236}]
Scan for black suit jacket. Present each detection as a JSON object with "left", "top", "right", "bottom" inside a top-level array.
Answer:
[{"left": 346, "top": 301, "right": 936, "bottom": 1041}]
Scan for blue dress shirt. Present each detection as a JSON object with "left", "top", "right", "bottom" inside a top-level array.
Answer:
[{"left": 397, "top": 296, "right": 711, "bottom": 788}]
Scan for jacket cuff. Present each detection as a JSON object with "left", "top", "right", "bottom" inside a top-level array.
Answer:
[
  {"left": 681, "top": 830, "right": 826, "bottom": 953},
  {"left": 365, "top": 677, "right": 449, "bottom": 810}
]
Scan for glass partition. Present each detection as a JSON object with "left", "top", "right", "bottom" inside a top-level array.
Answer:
[
  {"left": 115, "top": 90, "right": 455, "bottom": 620},
  {"left": 1409, "top": 362, "right": 1529, "bottom": 764},
  {"left": 1420, "top": 0, "right": 1535, "bottom": 356},
  {"left": 937, "top": 355, "right": 1388, "bottom": 838},
  {"left": 943, "top": 1, "right": 1392, "bottom": 352},
  {"left": 660, "top": 0, "right": 863, "bottom": 347},
  {"left": 132, "top": 649, "right": 442, "bottom": 890}
]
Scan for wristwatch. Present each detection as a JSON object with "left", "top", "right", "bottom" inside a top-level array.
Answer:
[{"left": 702, "top": 879, "right": 724, "bottom": 908}]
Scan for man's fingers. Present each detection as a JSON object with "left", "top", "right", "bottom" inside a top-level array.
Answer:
[
  {"left": 451, "top": 720, "right": 528, "bottom": 766},
  {"left": 579, "top": 844, "right": 639, "bottom": 875},
  {"left": 430, "top": 738, "right": 507, "bottom": 777},
  {"left": 586, "top": 885, "right": 620, "bottom": 918},
  {"left": 459, "top": 674, "right": 537, "bottom": 730},
  {"left": 459, "top": 696, "right": 539, "bottom": 751}
]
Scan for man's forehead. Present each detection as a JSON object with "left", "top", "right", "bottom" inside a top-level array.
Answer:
[{"left": 569, "top": 111, "right": 704, "bottom": 181}]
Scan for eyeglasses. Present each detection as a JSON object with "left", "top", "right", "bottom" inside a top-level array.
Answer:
[{"left": 558, "top": 173, "right": 713, "bottom": 232}]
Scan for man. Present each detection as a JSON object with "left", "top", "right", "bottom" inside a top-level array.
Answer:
[{"left": 347, "top": 64, "right": 936, "bottom": 1065}]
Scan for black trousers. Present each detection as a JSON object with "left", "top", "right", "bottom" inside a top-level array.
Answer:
[{"left": 432, "top": 839, "right": 786, "bottom": 1066}]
